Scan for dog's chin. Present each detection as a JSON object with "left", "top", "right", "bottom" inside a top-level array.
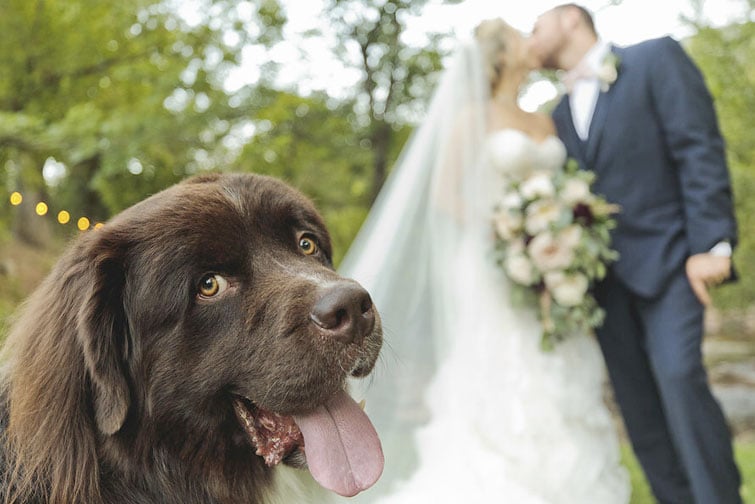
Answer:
[
  {"left": 350, "top": 357, "right": 376, "bottom": 378},
  {"left": 282, "top": 448, "right": 308, "bottom": 468}
]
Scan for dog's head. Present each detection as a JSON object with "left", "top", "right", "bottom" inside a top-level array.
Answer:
[{"left": 75, "top": 173, "right": 383, "bottom": 496}]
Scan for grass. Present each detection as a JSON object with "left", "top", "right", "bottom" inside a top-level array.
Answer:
[{"left": 622, "top": 441, "right": 755, "bottom": 503}]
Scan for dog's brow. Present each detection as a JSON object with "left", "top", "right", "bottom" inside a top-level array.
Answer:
[
  {"left": 271, "top": 258, "right": 332, "bottom": 287},
  {"left": 221, "top": 186, "right": 245, "bottom": 214}
]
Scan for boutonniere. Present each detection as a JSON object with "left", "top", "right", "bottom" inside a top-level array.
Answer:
[{"left": 596, "top": 52, "right": 620, "bottom": 92}]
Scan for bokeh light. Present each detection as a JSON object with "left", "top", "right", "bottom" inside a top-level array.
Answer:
[
  {"left": 7, "top": 191, "right": 100, "bottom": 231},
  {"left": 77, "top": 217, "right": 91, "bottom": 231}
]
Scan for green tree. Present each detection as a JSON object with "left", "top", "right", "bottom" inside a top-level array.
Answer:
[
  {"left": 0, "top": 0, "right": 286, "bottom": 241},
  {"left": 319, "top": 0, "right": 461, "bottom": 202},
  {"left": 235, "top": 90, "right": 410, "bottom": 264},
  {"left": 683, "top": 7, "right": 755, "bottom": 309}
]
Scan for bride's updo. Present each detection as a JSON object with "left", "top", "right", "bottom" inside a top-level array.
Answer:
[{"left": 474, "top": 18, "right": 511, "bottom": 93}]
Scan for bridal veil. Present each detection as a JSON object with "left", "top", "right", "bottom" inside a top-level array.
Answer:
[
  {"left": 337, "top": 29, "right": 631, "bottom": 504},
  {"left": 338, "top": 38, "right": 494, "bottom": 497}
]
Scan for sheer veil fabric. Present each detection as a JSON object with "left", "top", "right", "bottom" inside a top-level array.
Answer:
[
  {"left": 339, "top": 38, "right": 630, "bottom": 503},
  {"left": 338, "top": 37, "right": 489, "bottom": 492}
]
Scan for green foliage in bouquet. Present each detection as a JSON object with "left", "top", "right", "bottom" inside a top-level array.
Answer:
[{"left": 493, "top": 158, "right": 619, "bottom": 350}]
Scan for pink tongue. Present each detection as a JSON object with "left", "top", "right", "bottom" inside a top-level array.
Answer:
[{"left": 293, "top": 390, "right": 384, "bottom": 497}]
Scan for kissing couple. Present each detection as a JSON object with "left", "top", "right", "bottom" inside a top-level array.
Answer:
[{"left": 340, "top": 3, "right": 741, "bottom": 504}]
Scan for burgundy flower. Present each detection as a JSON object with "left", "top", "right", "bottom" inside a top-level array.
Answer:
[
  {"left": 573, "top": 203, "right": 594, "bottom": 226},
  {"left": 534, "top": 280, "right": 546, "bottom": 293}
]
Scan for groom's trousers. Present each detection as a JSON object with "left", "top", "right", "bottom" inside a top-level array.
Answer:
[{"left": 595, "top": 270, "right": 742, "bottom": 504}]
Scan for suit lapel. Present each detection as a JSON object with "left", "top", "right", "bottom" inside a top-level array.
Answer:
[
  {"left": 553, "top": 99, "right": 587, "bottom": 165},
  {"left": 585, "top": 46, "right": 622, "bottom": 164},
  {"left": 584, "top": 89, "right": 614, "bottom": 164}
]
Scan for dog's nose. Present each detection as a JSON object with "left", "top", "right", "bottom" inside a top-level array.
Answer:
[{"left": 310, "top": 282, "right": 375, "bottom": 344}]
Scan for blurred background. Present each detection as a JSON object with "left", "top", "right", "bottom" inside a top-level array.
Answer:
[{"left": 0, "top": 0, "right": 753, "bottom": 501}]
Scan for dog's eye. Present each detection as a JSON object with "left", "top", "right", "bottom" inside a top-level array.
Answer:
[
  {"left": 198, "top": 274, "right": 228, "bottom": 298},
  {"left": 298, "top": 235, "right": 319, "bottom": 256}
]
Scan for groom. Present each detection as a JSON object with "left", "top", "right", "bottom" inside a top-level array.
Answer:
[{"left": 530, "top": 4, "right": 741, "bottom": 503}]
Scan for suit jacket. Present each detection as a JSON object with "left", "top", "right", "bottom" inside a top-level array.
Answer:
[{"left": 552, "top": 37, "right": 738, "bottom": 298}]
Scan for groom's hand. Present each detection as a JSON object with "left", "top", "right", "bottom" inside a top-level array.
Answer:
[{"left": 686, "top": 253, "right": 732, "bottom": 306}]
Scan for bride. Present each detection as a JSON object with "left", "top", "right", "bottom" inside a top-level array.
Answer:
[{"left": 339, "top": 18, "right": 630, "bottom": 503}]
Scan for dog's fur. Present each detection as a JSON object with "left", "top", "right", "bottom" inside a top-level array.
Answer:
[{"left": 0, "top": 173, "right": 382, "bottom": 504}]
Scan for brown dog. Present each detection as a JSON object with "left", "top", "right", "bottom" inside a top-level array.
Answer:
[{"left": 0, "top": 173, "right": 383, "bottom": 504}]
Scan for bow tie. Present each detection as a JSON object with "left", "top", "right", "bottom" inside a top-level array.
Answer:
[{"left": 561, "top": 62, "right": 596, "bottom": 93}]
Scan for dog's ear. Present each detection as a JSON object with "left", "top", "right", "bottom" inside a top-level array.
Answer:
[{"left": 76, "top": 239, "right": 131, "bottom": 436}]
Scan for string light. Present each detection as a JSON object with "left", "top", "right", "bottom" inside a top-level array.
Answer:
[{"left": 6, "top": 190, "right": 103, "bottom": 231}]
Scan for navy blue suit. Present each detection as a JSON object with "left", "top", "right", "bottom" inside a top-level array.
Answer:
[{"left": 552, "top": 37, "right": 741, "bottom": 503}]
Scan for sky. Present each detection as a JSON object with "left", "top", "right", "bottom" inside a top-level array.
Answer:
[
  {"left": 227, "top": 0, "right": 750, "bottom": 111},
  {"left": 407, "top": 0, "right": 748, "bottom": 44}
]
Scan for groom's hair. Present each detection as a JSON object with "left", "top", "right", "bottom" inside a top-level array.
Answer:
[{"left": 554, "top": 3, "right": 597, "bottom": 36}]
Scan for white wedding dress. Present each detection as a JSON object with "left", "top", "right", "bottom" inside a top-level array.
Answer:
[
  {"left": 373, "top": 131, "right": 628, "bottom": 503},
  {"left": 338, "top": 39, "right": 630, "bottom": 504}
]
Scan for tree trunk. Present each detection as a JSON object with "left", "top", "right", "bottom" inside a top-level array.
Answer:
[
  {"left": 12, "top": 152, "right": 51, "bottom": 247},
  {"left": 69, "top": 155, "right": 108, "bottom": 223},
  {"left": 369, "top": 122, "right": 392, "bottom": 204}
]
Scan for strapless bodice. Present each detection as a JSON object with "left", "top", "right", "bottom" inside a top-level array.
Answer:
[{"left": 485, "top": 129, "right": 567, "bottom": 177}]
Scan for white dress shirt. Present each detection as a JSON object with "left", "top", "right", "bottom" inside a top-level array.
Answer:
[{"left": 568, "top": 40, "right": 611, "bottom": 140}]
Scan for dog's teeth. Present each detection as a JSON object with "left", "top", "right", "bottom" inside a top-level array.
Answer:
[{"left": 358, "top": 399, "right": 366, "bottom": 410}]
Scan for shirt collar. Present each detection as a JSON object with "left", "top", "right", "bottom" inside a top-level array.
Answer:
[{"left": 582, "top": 40, "right": 611, "bottom": 73}]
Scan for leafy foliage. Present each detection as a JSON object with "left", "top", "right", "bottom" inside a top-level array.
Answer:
[
  {"left": 0, "top": 0, "right": 286, "bottom": 233},
  {"left": 234, "top": 90, "right": 400, "bottom": 264},
  {"left": 319, "top": 0, "right": 461, "bottom": 201},
  {"left": 683, "top": 15, "right": 755, "bottom": 309}
]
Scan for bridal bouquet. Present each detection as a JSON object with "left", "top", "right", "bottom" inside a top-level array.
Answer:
[{"left": 493, "top": 158, "right": 619, "bottom": 350}]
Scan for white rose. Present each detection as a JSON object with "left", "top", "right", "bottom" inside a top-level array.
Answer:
[
  {"left": 558, "top": 224, "right": 583, "bottom": 250},
  {"left": 494, "top": 209, "right": 523, "bottom": 240},
  {"left": 598, "top": 62, "right": 618, "bottom": 85},
  {"left": 500, "top": 191, "right": 524, "bottom": 210},
  {"left": 525, "top": 199, "right": 562, "bottom": 235},
  {"left": 560, "top": 178, "right": 591, "bottom": 205},
  {"left": 544, "top": 271, "right": 589, "bottom": 307},
  {"left": 520, "top": 172, "right": 555, "bottom": 200},
  {"left": 505, "top": 254, "right": 537, "bottom": 286},
  {"left": 507, "top": 238, "right": 527, "bottom": 255},
  {"left": 528, "top": 231, "right": 574, "bottom": 272}
]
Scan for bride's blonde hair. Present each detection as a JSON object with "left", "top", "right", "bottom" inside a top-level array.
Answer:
[{"left": 474, "top": 18, "right": 512, "bottom": 94}]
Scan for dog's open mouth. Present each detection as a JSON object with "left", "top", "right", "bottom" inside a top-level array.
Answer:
[
  {"left": 232, "top": 390, "right": 384, "bottom": 497},
  {"left": 232, "top": 397, "right": 304, "bottom": 466}
]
